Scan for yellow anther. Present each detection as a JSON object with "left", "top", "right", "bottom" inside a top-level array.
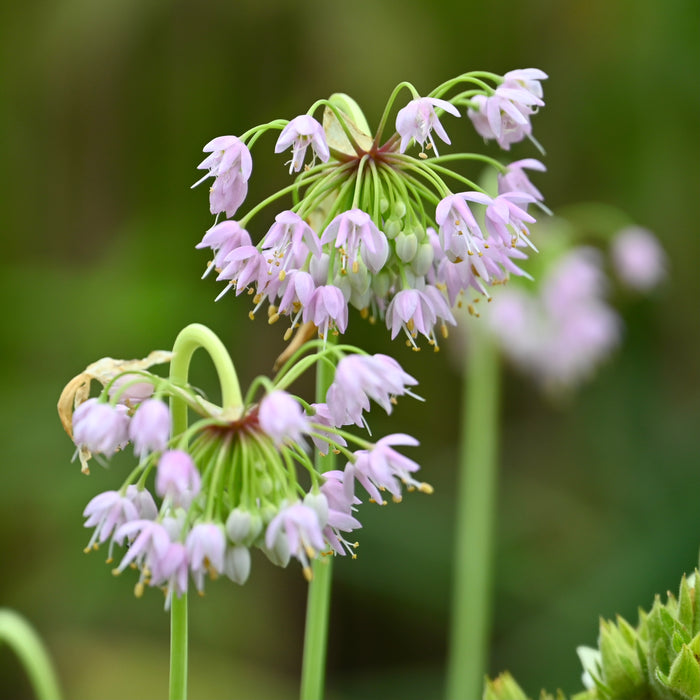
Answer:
[
  {"left": 352, "top": 260, "right": 359, "bottom": 273},
  {"left": 248, "top": 311, "right": 255, "bottom": 320},
  {"left": 278, "top": 269, "right": 286, "bottom": 281},
  {"left": 392, "top": 495, "right": 402, "bottom": 504},
  {"left": 303, "top": 566, "right": 313, "bottom": 582},
  {"left": 407, "top": 319, "right": 414, "bottom": 332},
  {"left": 418, "top": 152, "right": 428, "bottom": 159},
  {"left": 360, "top": 307, "right": 369, "bottom": 319},
  {"left": 247, "top": 287, "right": 254, "bottom": 295},
  {"left": 134, "top": 582, "right": 145, "bottom": 598},
  {"left": 419, "top": 482, "right": 434, "bottom": 494},
  {"left": 253, "top": 293, "right": 263, "bottom": 304},
  {"left": 441, "top": 324, "right": 449, "bottom": 338},
  {"left": 284, "top": 327, "right": 294, "bottom": 341},
  {"left": 269, "top": 313, "right": 280, "bottom": 324}
]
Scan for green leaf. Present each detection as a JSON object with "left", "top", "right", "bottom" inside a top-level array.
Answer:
[{"left": 667, "top": 645, "right": 700, "bottom": 699}]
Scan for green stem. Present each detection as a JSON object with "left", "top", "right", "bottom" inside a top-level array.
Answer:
[
  {"left": 169, "top": 594, "right": 188, "bottom": 700},
  {"left": 0, "top": 609, "right": 62, "bottom": 700},
  {"left": 445, "top": 323, "right": 500, "bottom": 700},
  {"left": 167, "top": 323, "right": 243, "bottom": 700},
  {"left": 300, "top": 340, "right": 337, "bottom": 700}
]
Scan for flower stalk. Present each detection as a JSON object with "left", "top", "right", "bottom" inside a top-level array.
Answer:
[
  {"left": 446, "top": 322, "right": 501, "bottom": 700},
  {"left": 0, "top": 608, "right": 62, "bottom": 700},
  {"left": 300, "top": 341, "right": 337, "bottom": 700}
]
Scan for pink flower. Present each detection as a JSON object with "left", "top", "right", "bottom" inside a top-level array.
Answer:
[
  {"left": 107, "top": 377, "right": 154, "bottom": 405},
  {"left": 156, "top": 450, "right": 201, "bottom": 509},
  {"left": 72, "top": 398, "right": 129, "bottom": 457},
  {"left": 149, "top": 542, "right": 188, "bottom": 609},
  {"left": 498, "top": 159, "right": 546, "bottom": 202},
  {"left": 193, "top": 135, "right": 253, "bottom": 218},
  {"left": 186, "top": 523, "right": 226, "bottom": 593},
  {"left": 308, "top": 403, "right": 347, "bottom": 455},
  {"left": 114, "top": 519, "right": 172, "bottom": 574},
  {"left": 303, "top": 285, "right": 349, "bottom": 338},
  {"left": 396, "top": 97, "right": 460, "bottom": 155},
  {"left": 215, "top": 245, "right": 267, "bottom": 299},
  {"left": 258, "top": 390, "right": 309, "bottom": 446},
  {"left": 611, "top": 227, "right": 666, "bottom": 292},
  {"left": 436, "top": 193, "right": 488, "bottom": 259},
  {"left": 346, "top": 434, "right": 423, "bottom": 505},
  {"left": 129, "top": 399, "right": 170, "bottom": 458},
  {"left": 325, "top": 354, "right": 418, "bottom": 427},
  {"left": 385, "top": 287, "right": 455, "bottom": 347},
  {"left": 265, "top": 502, "right": 326, "bottom": 577},
  {"left": 274, "top": 115, "right": 330, "bottom": 173},
  {"left": 83, "top": 490, "right": 139, "bottom": 553},
  {"left": 460, "top": 191, "right": 537, "bottom": 248},
  {"left": 320, "top": 209, "right": 389, "bottom": 273},
  {"left": 196, "top": 221, "right": 252, "bottom": 276},
  {"left": 468, "top": 71, "right": 546, "bottom": 150},
  {"left": 319, "top": 473, "right": 362, "bottom": 556},
  {"left": 262, "top": 210, "right": 322, "bottom": 276}
]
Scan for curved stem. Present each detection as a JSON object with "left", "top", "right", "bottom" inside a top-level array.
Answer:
[
  {"left": 445, "top": 323, "right": 500, "bottom": 700},
  {"left": 0, "top": 609, "right": 62, "bottom": 700},
  {"left": 300, "top": 339, "right": 337, "bottom": 700},
  {"left": 167, "top": 323, "right": 243, "bottom": 700}
]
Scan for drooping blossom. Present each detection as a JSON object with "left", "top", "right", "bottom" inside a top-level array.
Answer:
[
  {"left": 610, "top": 227, "right": 666, "bottom": 292},
  {"left": 113, "top": 519, "right": 172, "bottom": 576},
  {"left": 467, "top": 70, "right": 547, "bottom": 150},
  {"left": 129, "top": 399, "right": 170, "bottom": 458},
  {"left": 436, "top": 193, "right": 488, "bottom": 259},
  {"left": 303, "top": 285, "right": 349, "bottom": 338},
  {"left": 321, "top": 209, "right": 389, "bottom": 273},
  {"left": 107, "top": 377, "right": 155, "bottom": 406},
  {"left": 498, "top": 159, "right": 546, "bottom": 202},
  {"left": 186, "top": 523, "right": 227, "bottom": 593},
  {"left": 195, "top": 220, "right": 252, "bottom": 277},
  {"left": 156, "top": 449, "right": 201, "bottom": 509},
  {"left": 274, "top": 115, "right": 330, "bottom": 173},
  {"left": 325, "top": 353, "right": 418, "bottom": 427},
  {"left": 319, "top": 472, "right": 362, "bottom": 556},
  {"left": 261, "top": 210, "right": 322, "bottom": 276},
  {"left": 193, "top": 135, "right": 253, "bottom": 218},
  {"left": 215, "top": 245, "right": 267, "bottom": 299},
  {"left": 265, "top": 501, "right": 326, "bottom": 578},
  {"left": 460, "top": 191, "right": 538, "bottom": 249},
  {"left": 396, "top": 96, "right": 461, "bottom": 155},
  {"left": 385, "top": 287, "right": 456, "bottom": 348},
  {"left": 150, "top": 541, "right": 189, "bottom": 608},
  {"left": 83, "top": 490, "right": 139, "bottom": 554},
  {"left": 72, "top": 398, "right": 130, "bottom": 457},
  {"left": 346, "top": 434, "right": 426, "bottom": 505},
  {"left": 258, "top": 390, "right": 309, "bottom": 446}
]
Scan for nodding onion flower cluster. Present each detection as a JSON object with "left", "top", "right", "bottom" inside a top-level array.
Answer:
[
  {"left": 193, "top": 69, "right": 548, "bottom": 350},
  {"left": 60, "top": 343, "right": 429, "bottom": 609}
]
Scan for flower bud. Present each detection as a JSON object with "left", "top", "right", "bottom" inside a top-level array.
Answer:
[
  {"left": 225, "top": 545, "right": 251, "bottom": 585},
  {"left": 395, "top": 232, "right": 418, "bottom": 263},
  {"left": 411, "top": 242, "right": 434, "bottom": 276}
]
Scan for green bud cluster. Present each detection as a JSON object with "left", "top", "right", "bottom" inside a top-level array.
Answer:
[{"left": 484, "top": 570, "right": 700, "bottom": 700}]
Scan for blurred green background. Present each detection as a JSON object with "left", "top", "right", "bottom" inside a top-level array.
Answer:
[{"left": 1, "top": 0, "right": 698, "bottom": 698}]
